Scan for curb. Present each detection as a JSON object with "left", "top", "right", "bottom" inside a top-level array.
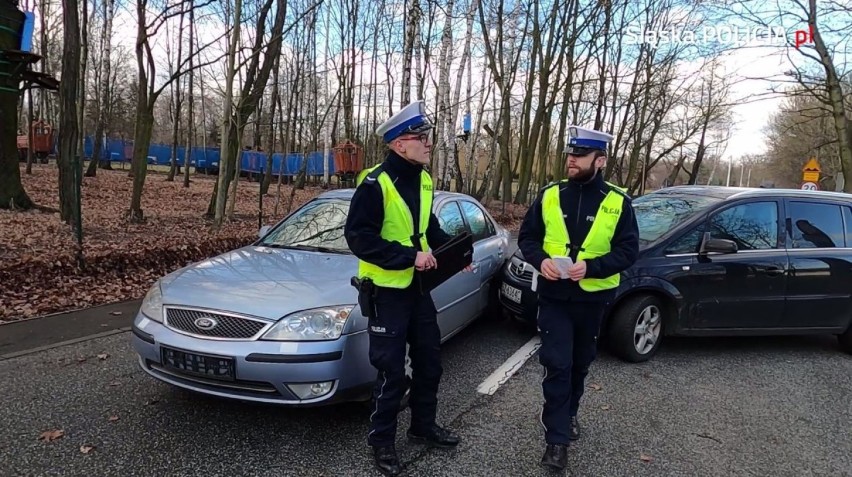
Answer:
[
  {"left": 0, "top": 299, "right": 142, "bottom": 326},
  {"left": 0, "top": 327, "right": 132, "bottom": 361}
]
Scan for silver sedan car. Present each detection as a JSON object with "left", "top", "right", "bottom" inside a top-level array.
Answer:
[{"left": 131, "top": 189, "right": 510, "bottom": 405}]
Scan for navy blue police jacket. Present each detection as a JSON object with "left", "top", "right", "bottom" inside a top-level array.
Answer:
[
  {"left": 344, "top": 152, "right": 453, "bottom": 274},
  {"left": 517, "top": 171, "right": 639, "bottom": 303}
]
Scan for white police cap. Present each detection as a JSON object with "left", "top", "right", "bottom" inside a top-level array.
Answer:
[
  {"left": 565, "top": 125, "right": 614, "bottom": 154},
  {"left": 376, "top": 100, "right": 434, "bottom": 143}
]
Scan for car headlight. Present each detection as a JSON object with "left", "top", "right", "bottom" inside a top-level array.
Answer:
[
  {"left": 261, "top": 305, "right": 354, "bottom": 341},
  {"left": 140, "top": 283, "right": 164, "bottom": 323}
]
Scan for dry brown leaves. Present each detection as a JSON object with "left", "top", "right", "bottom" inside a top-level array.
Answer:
[
  {"left": 1, "top": 164, "right": 325, "bottom": 322},
  {"left": 38, "top": 429, "right": 65, "bottom": 442},
  {"left": 2, "top": 164, "right": 526, "bottom": 322},
  {"left": 482, "top": 200, "right": 528, "bottom": 233}
]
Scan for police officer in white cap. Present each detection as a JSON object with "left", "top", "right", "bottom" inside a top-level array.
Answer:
[
  {"left": 518, "top": 125, "right": 639, "bottom": 470},
  {"left": 344, "top": 100, "right": 461, "bottom": 476}
]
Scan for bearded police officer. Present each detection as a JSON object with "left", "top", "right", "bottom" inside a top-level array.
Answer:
[
  {"left": 518, "top": 126, "right": 639, "bottom": 470},
  {"left": 344, "top": 100, "right": 461, "bottom": 476}
]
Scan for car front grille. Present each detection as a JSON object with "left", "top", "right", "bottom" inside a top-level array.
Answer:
[
  {"left": 509, "top": 261, "right": 534, "bottom": 281},
  {"left": 165, "top": 308, "right": 269, "bottom": 339}
]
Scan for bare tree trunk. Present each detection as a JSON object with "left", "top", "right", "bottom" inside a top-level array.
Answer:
[
  {"left": 0, "top": 3, "right": 33, "bottom": 209},
  {"left": 400, "top": 0, "right": 419, "bottom": 107},
  {"left": 433, "top": 0, "right": 454, "bottom": 189},
  {"left": 212, "top": 0, "right": 243, "bottom": 226},
  {"left": 87, "top": 0, "right": 115, "bottom": 176},
  {"left": 183, "top": 0, "right": 194, "bottom": 188},
  {"left": 77, "top": 0, "right": 90, "bottom": 179},
  {"left": 807, "top": 0, "right": 852, "bottom": 191},
  {"left": 166, "top": 6, "right": 187, "bottom": 182},
  {"left": 59, "top": 0, "right": 82, "bottom": 222},
  {"left": 26, "top": 84, "right": 34, "bottom": 174},
  {"left": 261, "top": 54, "right": 279, "bottom": 195}
]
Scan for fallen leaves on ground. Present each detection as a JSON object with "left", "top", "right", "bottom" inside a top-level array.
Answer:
[
  {"left": 97, "top": 353, "right": 109, "bottom": 360},
  {"left": 144, "top": 399, "right": 160, "bottom": 406},
  {"left": 1, "top": 165, "right": 331, "bottom": 322},
  {"left": 2, "top": 165, "right": 526, "bottom": 322},
  {"left": 588, "top": 383, "right": 603, "bottom": 391},
  {"left": 109, "top": 311, "right": 122, "bottom": 316},
  {"left": 640, "top": 453, "right": 654, "bottom": 463},
  {"left": 600, "top": 404, "right": 612, "bottom": 411},
  {"left": 38, "top": 429, "right": 65, "bottom": 442},
  {"left": 108, "top": 416, "right": 119, "bottom": 422},
  {"left": 80, "top": 444, "right": 96, "bottom": 454},
  {"left": 108, "top": 381, "right": 120, "bottom": 387}
]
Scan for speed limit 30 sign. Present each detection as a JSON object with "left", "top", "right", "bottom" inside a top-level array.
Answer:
[{"left": 801, "top": 182, "right": 818, "bottom": 191}]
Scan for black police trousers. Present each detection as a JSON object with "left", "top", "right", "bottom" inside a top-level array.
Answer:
[
  {"left": 367, "top": 285, "right": 443, "bottom": 447},
  {"left": 537, "top": 295, "right": 605, "bottom": 445}
]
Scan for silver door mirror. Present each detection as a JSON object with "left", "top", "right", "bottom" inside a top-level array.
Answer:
[{"left": 258, "top": 225, "right": 271, "bottom": 238}]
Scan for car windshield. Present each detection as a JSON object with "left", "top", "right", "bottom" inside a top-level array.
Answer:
[
  {"left": 633, "top": 193, "right": 721, "bottom": 244},
  {"left": 259, "top": 198, "right": 351, "bottom": 253}
]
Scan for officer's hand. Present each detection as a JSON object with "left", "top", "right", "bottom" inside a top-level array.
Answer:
[
  {"left": 415, "top": 251, "right": 437, "bottom": 271},
  {"left": 462, "top": 264, "right": 474, "bottom": 272},
  {"left": 540, "top": 259, "right": 560, "bottom": 281},
  {"left": 568, "top": 260, "right": 587, "bottom": 281}
]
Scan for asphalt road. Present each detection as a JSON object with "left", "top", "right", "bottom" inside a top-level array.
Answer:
[{"left": 1, "top": 314, "right": 851, "bottom": 476}]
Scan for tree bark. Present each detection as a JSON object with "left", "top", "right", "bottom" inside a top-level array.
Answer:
[
  {"left": 212, "top": 0, "right": 243, "bottom": 225},
  {"left": 0, "top": 2, "right": 33, "bottom": 209},
  {"left": 807, "top": 0, "right": 852, "bottom": 192},
  {"left": 59, "top": 0, "right": 82, "bottom": 222},
  {"left": 183, "top": 0, "right": 194, "bottom": 188},
  {"left": 400, "top": 0, "right": 419, "bottom": 107},
  {"left": 211, "top": 0, "right": 293, "bottom": 224},
  {"left": 167, "top": 5, "right": 187, "bottom": 182},
  {"left": 86, "top": 0, "right": 115, "bottom": 177}
]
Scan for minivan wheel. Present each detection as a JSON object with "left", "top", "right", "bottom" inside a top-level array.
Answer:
[
  {"left": 608, "top": 295, "right": 664, "bottom": 363},
  {"left": 838, "top": 325, "right": 852, "bottom": 355}
]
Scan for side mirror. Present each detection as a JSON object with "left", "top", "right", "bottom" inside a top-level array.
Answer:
[
  {"left": 699, "top": 232, "right": 737, "bottom": 255},
  {"left": 258, "top": 225, "right": 271, "bottom": 238}
]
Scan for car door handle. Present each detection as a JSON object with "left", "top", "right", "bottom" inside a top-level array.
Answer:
[
  {"left": 760, "top": 266, "right": 786, "bottom": 277},
  {"left": 497, "top": 249, "right": 504, "bottom": 258}
]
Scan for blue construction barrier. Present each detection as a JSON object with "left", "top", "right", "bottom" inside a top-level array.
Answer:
[{"left": 78, "top": 136, "right": 334, "bottom": 176}]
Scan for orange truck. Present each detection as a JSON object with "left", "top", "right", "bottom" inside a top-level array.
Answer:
[{"left": 17, "top": 120, "right": 54, "bottom": 163}]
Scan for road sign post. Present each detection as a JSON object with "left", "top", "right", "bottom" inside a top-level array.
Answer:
[{"left": 801, "top": 158, "right": 820, "bottom": 190}]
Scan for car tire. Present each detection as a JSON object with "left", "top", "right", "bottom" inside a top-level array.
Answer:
[
  {"left": 838, "top": 324, "right": 852, "bottom": 354},
  {"left": 483, "top": 276, "right": 505, "bottom": 322},
  {"left": 607, "top": 294, "right": 664, "bottom": 363}
]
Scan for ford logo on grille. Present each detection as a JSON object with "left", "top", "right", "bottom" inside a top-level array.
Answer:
[{"left": 194, "top": 316, "right": 218, "bottom": 330}]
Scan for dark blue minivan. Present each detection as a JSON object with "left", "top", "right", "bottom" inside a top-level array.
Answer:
[{"left": 499, "top": 186, "right": 852, "bottom": 362}]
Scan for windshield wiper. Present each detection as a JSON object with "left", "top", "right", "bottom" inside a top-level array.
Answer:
[{"left": 261, "top": 244, "right": 349, "bottom": 254}]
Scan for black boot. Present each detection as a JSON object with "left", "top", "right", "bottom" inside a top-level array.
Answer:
[
  {"left": 541, "top": 444, "right": 569, "bottom": 470},
  {"left": 569, "top": 416, "right": 581, "bottom": 440},
  {"left": 372, "top": 445, "right": 401, "bottom": 476},
  {"left": 407, "top": 424, "right": 460, "bottom": 448}
]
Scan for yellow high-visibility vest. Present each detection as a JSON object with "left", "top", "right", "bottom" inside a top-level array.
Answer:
[
  {"left": 540, "top": 181, "right": 626, "bottom": 291},
  {"left": 356, "top": 165, "right": 433, "bottom": 288}
]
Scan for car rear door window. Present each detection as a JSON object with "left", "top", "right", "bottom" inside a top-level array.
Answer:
[
  {"left": 437, "top": 201, "right": 467, "bottom": 236},
  {"left": 460, "top": 201, "right": 494, "bottom": 241},
  {"left": 788, "top": 201, "right": 845, "bottom": 248},
  {"left": 708, "top": 201, "right": 779, "bottom": 250}
]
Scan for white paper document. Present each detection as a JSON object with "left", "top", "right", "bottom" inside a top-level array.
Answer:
[{"left": 552, "top": 256, "right": 574, "bottom": 279}]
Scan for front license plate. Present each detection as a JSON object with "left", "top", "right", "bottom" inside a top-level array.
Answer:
[
  {"left": 501, "top": 283, "right": 522, "bottom": 304},
  {"left": 161, "top": 347, "right": 235, "bottom": 381}
]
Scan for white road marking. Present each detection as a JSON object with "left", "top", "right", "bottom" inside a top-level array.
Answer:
[{"left": 476, "top": 335, "right": 542, "bottom": 396}]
